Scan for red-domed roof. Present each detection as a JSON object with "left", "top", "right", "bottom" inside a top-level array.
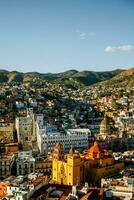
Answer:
[{"left": 89, "top": 141, "right": 102, "bottom": 154}]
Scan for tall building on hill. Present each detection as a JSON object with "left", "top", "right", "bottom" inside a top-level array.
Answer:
[
  {"left": 15, "top": 108, "right": 43, "bottom": 151},
  {"left": 52, "top": 142, "right": 124, "bottom": 185},
  {"left": 16, "top": 116, "right": 35, "bottom": 151}
]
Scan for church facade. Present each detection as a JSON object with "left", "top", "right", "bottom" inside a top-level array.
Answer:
[{"left": 52, "top": 142, "right": 124, "bottom": 185}]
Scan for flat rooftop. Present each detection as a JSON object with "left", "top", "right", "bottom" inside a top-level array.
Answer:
[{"left": 30, "top": 184, "right": 104, "bottom": 200}]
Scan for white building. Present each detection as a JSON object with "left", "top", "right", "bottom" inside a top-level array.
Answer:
[
  {"left": 101, "top": 177, "right": 134, "bottom": 200},
  {"left": 37, "top": 124, "right": 89, "bottom": 154},
  {"left": 29, "top": 98, "right": 37, "bottom": 107},
  {"left": 6, "top": 185, "right": 28, "bottom": 200},
  {"left": 16, "top": 151, "right": 35, "bottom": 175},
  {"left": 16, "top": 101, "right": 25, "bottom": 109},
  {"left": 16, "top": 110, "right": 90, "bottom": 154},
  {"left": 4, "top": 175, "right": 47, "bottom": 200}
]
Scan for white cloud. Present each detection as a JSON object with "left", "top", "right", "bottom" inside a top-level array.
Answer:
[
  {"left": 79, "top": 32, "right": 86, "bottom": 40},
  {"left": 76, "top": 30, "right": 87, "bottom": 40},
  {"left": 76, "top": 30, "right": 96, "bottom": 40},
  {"left": 104, "top": 45, "right": 134, "bottom": 53}
]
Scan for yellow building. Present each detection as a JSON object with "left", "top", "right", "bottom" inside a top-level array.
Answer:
[
  {"left": 52, "top": 143, "right": 84, "bottom": 185},
  {"left": 52, "top": 142, "right": 124, "bottom": 185}
]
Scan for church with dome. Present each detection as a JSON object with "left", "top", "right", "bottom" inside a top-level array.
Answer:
[{"left": 52, "top": 142, "right": 124, "bottom": 185}]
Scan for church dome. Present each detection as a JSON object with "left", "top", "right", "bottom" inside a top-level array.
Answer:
[{"left": 89, "top": 141, "right": 102, "bottom": 154}]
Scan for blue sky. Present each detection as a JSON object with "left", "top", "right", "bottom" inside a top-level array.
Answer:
[{"left": 0, "top": 0, "right": 134, "bottom": 73}]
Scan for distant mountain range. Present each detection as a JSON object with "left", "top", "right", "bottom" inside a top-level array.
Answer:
[
  {"left": 0, "top": 67, "right": 133, "bottom": 88},
  {"left": 95, "top": 67, "right": 134, "bottom": 88}
]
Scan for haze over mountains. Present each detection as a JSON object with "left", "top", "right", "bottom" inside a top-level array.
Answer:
[{"left": 0, "top": 67, "right": 133, "bottom": 88}]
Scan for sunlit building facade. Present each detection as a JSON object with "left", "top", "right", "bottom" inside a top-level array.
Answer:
[{"left": 52, "top": 142, "right": 124, "bottom": 185}]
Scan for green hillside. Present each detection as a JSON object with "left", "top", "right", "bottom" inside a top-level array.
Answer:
[
  {"left": 95, "top": 67, "right": 134, "bottom": 88},
  {"left": 0, "top": 68, "right": 125, "bottom": 88}
]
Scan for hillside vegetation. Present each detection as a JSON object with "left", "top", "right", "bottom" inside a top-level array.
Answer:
[
  {"left": 95, "top": 67, "right": 134, "bottom": 88},
  {"left": 0, "top": 68, "right": 124, "bottom": 88}
]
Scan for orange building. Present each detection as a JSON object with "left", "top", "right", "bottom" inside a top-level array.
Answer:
[{"left": 0, "top": 183, "right": 8, "bottom": 199}]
